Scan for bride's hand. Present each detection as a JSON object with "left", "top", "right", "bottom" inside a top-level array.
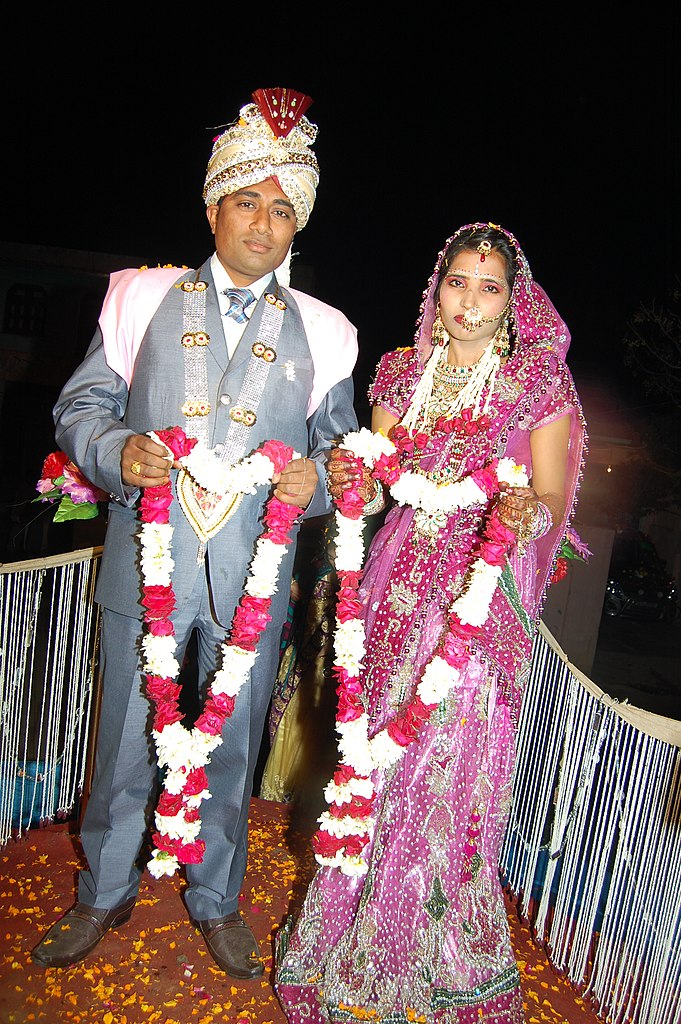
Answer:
[
  {"left": 327, "top": 449, "right": 375, "bottom": 502},
  {"left": 497, "top": 484, "right": 539, "bottom": 535}
]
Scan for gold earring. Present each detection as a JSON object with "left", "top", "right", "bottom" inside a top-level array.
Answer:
[
  {"left": 494, "top": 316, "right": 510, "bottom": 358},
  {"left": 432, "top": 304, "right": 449, "bottom": 347}
]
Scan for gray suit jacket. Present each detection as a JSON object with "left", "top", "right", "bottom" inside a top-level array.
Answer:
[{"left": 53, "top": 263, "right": 359, "bottom": 630}]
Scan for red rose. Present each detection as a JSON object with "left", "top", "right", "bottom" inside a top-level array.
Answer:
[
  {"left": 157, "top": 791, "right": 184, "bottom": 817},
  {"left": 551, "top": 557, "right": 568, "bottom": 584},
  {"left": 479, "top": 540, "right": 508, "bottom": 567},
  {"left": 140, "top": 485, "right": 173, "bottom": 523},
  {"left": 312, "top": 831, "right": 345, "bottom": 858},
  {"left": 408, "top": 696, "right": 435, "bottom": 722},
  {"left": 154, "top": 426, "right": 197, "bottom": 459},
  {"left": 231, "top": 596, "right": 272, "bottom": 650},
  {"left": 41, "top": 450, "right": 69, "bottom": 480},
  {"left": 336, "top": 486, "right": 365, "bottom": 520},
  {"left": 207, "top": 691, "right": 236, "bottom": 717},
  {"left": 333, "top": 765, "right": 360, "bottom": 786},
  {"left": 391, "top": 427, "right": 414, "bottom": 454},
  {"left": 176, "top": 839, "right": 206, "bottom": 865},
  {"left": 260, "top": 439, "right": 295, "bottom": 474},
  {"left": 447, "top": 613, "right": 480, "bottom": 639},
  {"left": 434, "top": 416, "right": 456, "bottom": 435},
  {"left": 484, "top": 513, "right": 516, "bottom": 547},
  {"left": 373, "top": 452, "right": 402, "bottom": 484},
  {"left": 336, "top": 677, "right": 363, "bottom": 697},
  {"left": 146, "top": 676, "right": 181, "bottom": 703},
  {"left": 338, "top": 570, "right": 363, "bottom": 589},
  {"left": 183, "top": 807, "right": 200, "bottom": 823},
  {"left": 183, "top": 767, "right": 209, "bottom": 795},
  {"left": 336, "top": 588, "right": 362, "bottom": 623},
  {"left": 262, "top": 496, "right": 300, "bottom": 543},
  {"left": 343, "top": 833, "right": 370, "bottom": 857},
  {"left": 153, "top": 704, "right": 184, "bottom": 731},
  {"left": 152, "top": 831, "right": 181, "bottom": 855},
  {"left": 148, "top": 619, "right": 175, "bottom": 637},
  {"left": 387, "top": 716, "right": 417, "bottom": 747},
  {"left": 442, "top": 634, "right": 470, "bottom": 669},
  {"left": 329, "top": 795, "right": 373, "bottom": 820},
  {"left": 336, "top": 690, "right": 363, "bottom": 723},
  {"left": 472, "top": 464, "right": 500, "bottom": 499},
  {"left": 142, "top": 585, "right": 176, "bottom": 620},
  {"left": 194, "top": 708, "right": 227, "bottom": 736}
]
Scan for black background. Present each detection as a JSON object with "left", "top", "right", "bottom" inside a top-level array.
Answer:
[{"left": 4, "top": 19, "right": 678, "bottom": 396}]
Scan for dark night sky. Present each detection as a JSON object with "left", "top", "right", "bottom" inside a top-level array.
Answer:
[{"left": 4, "top": 20, "right": 679, "bottom": 412}]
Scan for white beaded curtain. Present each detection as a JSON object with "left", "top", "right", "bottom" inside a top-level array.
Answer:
[
  {"left": 501, "top": 624, "right": 681, "bottom": 1024},
  {"left": 0, "top": 549, "right": 102, "bottom": 844}
]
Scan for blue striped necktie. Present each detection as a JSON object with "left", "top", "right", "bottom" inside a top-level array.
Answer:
[{"left": 223, "top": 287, "right": 256, "bottom": 324}]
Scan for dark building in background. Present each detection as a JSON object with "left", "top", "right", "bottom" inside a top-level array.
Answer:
[{"left": 0, "top": 242, "right": 143, "bottom": 561}]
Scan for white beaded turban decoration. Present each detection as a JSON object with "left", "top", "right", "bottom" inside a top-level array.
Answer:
[{"left": 203, "top": 88, "right": 319, "bottom": 229}]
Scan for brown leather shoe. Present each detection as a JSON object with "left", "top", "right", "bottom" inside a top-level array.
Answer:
[
  {"left": 194, "top": 911, "right": 264, "bottom": 979},
  {"left": 31, "top": 898, "right": 136, "bottom": 968}
]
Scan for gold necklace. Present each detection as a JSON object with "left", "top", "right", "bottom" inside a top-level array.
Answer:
[{"left": 423, "top": 359, "right": 475, "bottom": 426}]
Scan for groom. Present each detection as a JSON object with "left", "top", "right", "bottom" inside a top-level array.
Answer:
[{"left": 31, "top": 88, "right": 359, "bottom": 978}]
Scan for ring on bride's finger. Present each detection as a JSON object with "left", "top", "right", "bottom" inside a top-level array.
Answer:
[{"left": 131, "top": 460, "right": 142, "bottom": 476}]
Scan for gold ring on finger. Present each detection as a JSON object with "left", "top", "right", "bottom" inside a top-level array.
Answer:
[{"left": 131, "top": 460, "right": 142, "bottom": 476}]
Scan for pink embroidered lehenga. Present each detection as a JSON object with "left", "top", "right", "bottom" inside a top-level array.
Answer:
[{"left": 275, "top": 226, "right": 586, "bottom": 1023}]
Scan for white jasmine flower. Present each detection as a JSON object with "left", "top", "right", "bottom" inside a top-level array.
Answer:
[
  {"left": 497, "top": 458, "right": 528, "bottom": 487},
  {"left": 139, "top": 523, "right": 175, "bottom": 585},
  {"left": 342, "top": 427, "right": 394, "bottom": 466},
  {"left": 163, "top": 767, "right": 189, "bottom": 795},
  {"left": 212, "top": 645, "right": 258, "bottom": 696},
  {"left": 147, "top": 850, "right": 180, "bottom": 879},
  {"left": 455, "top": 563, "right": 502, "bottom": 626},
  {"left": 333, "top": 620, "right": 366, "bottom": 675},
  {"left": 155, "top": 812, "right": 203, "bottom": 842},
  {"left": 417, "top": 655, "right": 458, "bottom": 705},
  {"left": 244, "top": 539, "right": 284, "bottom": 597},
  {"left": 334, "top": 520, "right": 366, "bottom": 572},
  {"left": 324, "top": 774, "right": 374, "bottom": 806},
  {"left": 184, "top": 789, "right": 211, "bottom": 809},
  {"left": 368, "top": 730, "right": 404, "bottom": 770},
  {"left": 316, "top": 811, "right": 372, "bottom": 838},
  {"left": 337, "top": 715, "right": 373, "bottom": 777},
  {"left": 142, "top": 634, "right": 179, "bottom": 678},
  {"left": 339, "top": 855, "right": 370, "bottom": 878}
]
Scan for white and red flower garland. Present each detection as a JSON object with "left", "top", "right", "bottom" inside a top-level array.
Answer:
[
  {"left": 138, "top": 426, "right": 301, "bottom": 878},
  {"left": 312, "top": 426, "right": 527, "bottom": 876}
]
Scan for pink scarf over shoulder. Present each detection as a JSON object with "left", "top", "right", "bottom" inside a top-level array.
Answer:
[{"left": 98, "top": 266, "right": 357, "bottom": 418}]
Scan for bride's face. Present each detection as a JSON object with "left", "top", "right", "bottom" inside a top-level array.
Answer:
[{"left": 438, "top": 249, "right": 510, "bottom": 346}]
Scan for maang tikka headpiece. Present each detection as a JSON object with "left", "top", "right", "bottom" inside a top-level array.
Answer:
[{"left": 476, "top": 239, "right": 492, "bottom": 262}]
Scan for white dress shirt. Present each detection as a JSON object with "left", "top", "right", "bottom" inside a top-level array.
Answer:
[{"left": 210, "top": 253, "right": 272, "bottom": 360}]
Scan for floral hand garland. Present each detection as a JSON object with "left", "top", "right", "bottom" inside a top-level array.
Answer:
[
  {"left": 139, "top": 426, "right": 301, "bottom": 878},
  {"left": 312, "top": 427, "right": 526, "bottom": 876}
]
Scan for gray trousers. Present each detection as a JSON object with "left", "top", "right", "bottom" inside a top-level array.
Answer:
[{"left": 78, "top": 570, "right": 278, "bottom": 919}]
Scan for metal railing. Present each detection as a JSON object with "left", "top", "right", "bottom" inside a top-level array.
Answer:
[{"left": 1, "top": 550, "right": 679, "bottom": 1024}]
